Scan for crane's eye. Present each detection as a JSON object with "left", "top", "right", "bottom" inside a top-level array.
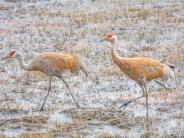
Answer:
[{"left": 10, "top": 51, "right": 16, "bottom": 57}]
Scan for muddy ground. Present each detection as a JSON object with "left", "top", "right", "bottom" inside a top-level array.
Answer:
[{"left": 0, "top": 0, "right": 183, "bottom": 137}]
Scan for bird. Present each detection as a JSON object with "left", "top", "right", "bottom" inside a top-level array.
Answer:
[
  {"left": 100, "top": 33, "right": 175, "bottom": 117},
  {"left": 1, "top": 50, "right": 88, "bottom": 110}
]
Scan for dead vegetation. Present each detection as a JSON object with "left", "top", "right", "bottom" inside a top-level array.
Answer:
[
  {"left": 98, "top": 133, "right": 122, "bottom": 138},
  {"left": 0, "top": 115, "right": 48, "bottom": 128},
  {"left": 63, "top": 108, "right": 145, "bottom": 129},
  {"left": 20, "top": 133, "right": 52, "bottom": 138}
]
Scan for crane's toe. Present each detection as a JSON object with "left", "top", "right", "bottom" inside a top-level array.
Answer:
[{"left": 39, "top": 107, "right": 45, "bottom": 111}]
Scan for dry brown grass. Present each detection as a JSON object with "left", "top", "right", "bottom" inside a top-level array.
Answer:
[
  {"left": 0, "top": 115, "right": 48, "bottom": 131},
  {"left": 22, "top": 116, "right": 48, "bottom": 124},
  {"left": 98, "top": 133, "right": 122, "bottom": 138},
  {"left": 48, "top": 119, "right": 88, "bottom": 137},
  {"left": 20, "top": 133, "right": 52, "bottom": 138},
  {"left": 161, "top": 43, "right": 184, "bottom": 63},
  {"left": 41, "top": 10, "right": 106, "bottom": 24},
  {"left": 35, "top": 5, "right": 184, "bottom": 27},
  {"left": 63, "top": 108, "right": 145, "bottom": 129},
  {"left": 98, "top": 67, "right": 123, "bottom": 76},
  {"left": 70, "top": 12, "right": 106, "bottom": 25},
  {"left": 141, "top": 130, "right": 159, "bottom": 138}
]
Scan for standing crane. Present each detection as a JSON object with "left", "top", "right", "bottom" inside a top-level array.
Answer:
[
  {"left": 100, "top": 33, "right": 175, "bottom": 117},
  {"left": 1, "top": 50, "right": 88, "bottom": 110}
]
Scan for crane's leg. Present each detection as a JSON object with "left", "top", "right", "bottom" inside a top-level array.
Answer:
[
  {"left": 59, "top": 76, "right": 80, "bottom": 108},
  {"left": 119, "top": 84, "right": 145, "bottom": 109},
  {"left": 40, "top": 78, "right": 52, "bottom": 111},
  {"left": 143, "top": 83, "right": 149, "bottom": 118}
]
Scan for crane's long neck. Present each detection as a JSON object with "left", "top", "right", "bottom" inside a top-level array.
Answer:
[
  {"left": 16, "top": 54, "right": 32, "bottom": 71},
  {"left": 111, "top": 37, "right": 125, "bottom": 64}
]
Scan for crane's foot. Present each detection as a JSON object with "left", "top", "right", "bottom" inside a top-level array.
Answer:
[
  {"left": 39, "top": 106, "right": 45, "bottom": 111},
  {"left": 76, "top": 104, "right": 80, "bottom": 109},
  {"left": 39, "top": 108, "right": 44, "bottom": 111}
]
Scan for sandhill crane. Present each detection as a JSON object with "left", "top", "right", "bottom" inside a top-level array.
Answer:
[
  {"left": 100, "top": 33, "right": 175, "bottom": 117},
  {"left": 1, "top": 51, "right": 88, "bottom": 110}
]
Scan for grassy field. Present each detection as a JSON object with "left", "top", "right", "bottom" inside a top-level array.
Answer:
[{"left": 0, "top": 0, "right": 183, "bottom": 137}]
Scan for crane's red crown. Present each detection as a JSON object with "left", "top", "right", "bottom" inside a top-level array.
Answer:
[
  {"left": 10, "top": 51, "right": 16, "bottom": 57},
  {"left": 106, "top": 33, "right": 115, "bottom": 38},
  {"left": 105, "top": 33, "right": 115, "bottom": 41}
]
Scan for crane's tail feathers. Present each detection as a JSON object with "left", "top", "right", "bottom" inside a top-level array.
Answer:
[
  {"left": 73, "top": 54, "right": 88, "bottom": 78},
  {"left": 165, "top": 62, "right": 175, "bottom": 70},
  {"left": 163, "top": 64, "right": 175, "bottom": 80},
  {"left": 161, "top": 61, "right": 175, "bottom": 70},
  {"left": 77, "top": 57, "right": 88, "bottom": 78},
  {"left": 168, "top": 64, "right": 174, "bottom": 70},
  {"left": 80, "top": 65, "right": 88, "bottom": 78}
]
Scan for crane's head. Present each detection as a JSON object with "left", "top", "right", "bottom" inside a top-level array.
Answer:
[
  {"left": 1, "top": 50, "right": 21, "bottom": 60},
  {"left": 99, "top": 33, "right": 118, "bottom": 43}
]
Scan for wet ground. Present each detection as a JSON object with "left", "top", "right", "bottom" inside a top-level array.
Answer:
[{"left": 0, "top": 0, "right": 183, "bottom": 137}]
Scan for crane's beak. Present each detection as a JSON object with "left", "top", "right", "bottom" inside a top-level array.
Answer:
[{"left": 99, "top": 38, "right": 106, "bottom": 42}]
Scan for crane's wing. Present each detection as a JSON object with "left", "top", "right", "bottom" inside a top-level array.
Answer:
[{"left": 40, "top": 57, "right": 66, "bottom": 77}]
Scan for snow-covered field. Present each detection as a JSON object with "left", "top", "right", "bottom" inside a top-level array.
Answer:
[{"left": 0, "top": 0, "right": 183, "bottom": 137}]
